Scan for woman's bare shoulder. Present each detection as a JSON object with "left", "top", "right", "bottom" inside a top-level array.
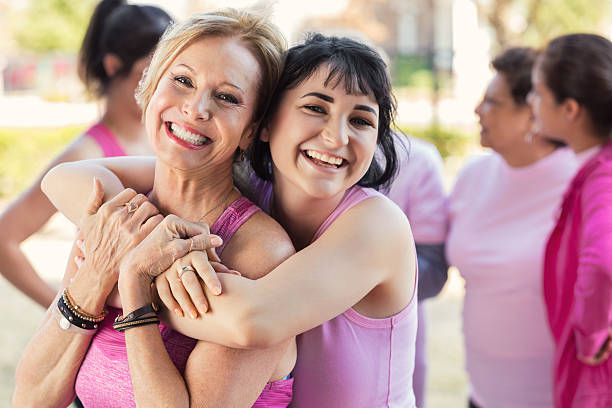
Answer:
[{"left": 219, "top": 206, "right": 295, "bottom": 280}]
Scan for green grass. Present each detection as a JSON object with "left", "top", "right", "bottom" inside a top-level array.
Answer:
[
  {"left": 399, "top": 124, "right": 473, "bottom": 159},
  {"left": 0, "top": 126, "right": 85, "bottom": 197}
]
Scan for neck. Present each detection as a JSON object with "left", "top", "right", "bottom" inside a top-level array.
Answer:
[
  {"left": 149, "top": 161, "right": 236, "bottom": 226},
  {"left": 567, "top": 129, "right": 606, "bottom": 153},
  {"left": 271, "top": 177, "right": 346, "bottom": 250},
  {"left": 499, "top": 136, "right": 557, "bottom": 168},
  {"left": 100, "top": 89, "right": 148, "bottom": 149}
]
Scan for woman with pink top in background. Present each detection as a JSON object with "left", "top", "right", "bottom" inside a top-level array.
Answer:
[
  {"left": 530, "top": 33, "right": 612, "bottom": 407},
  {"left": 0, "top": 0, "right": 171, "bottom": 308},
  {"left": 36, "top": 33, "right": 418, "bottom": 407},
  {"left": 446, "top": 47, "right": 576, "bottom": 408}
]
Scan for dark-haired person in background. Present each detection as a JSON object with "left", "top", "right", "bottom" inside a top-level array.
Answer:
[
  {"left": 446, "top": 47, "right": 576, "bottom": 407},
  {"left": 0, "top": 0, "right": 171, "bottom": 307},
  {"left": 531, "top": 33, "right": 612, "bottom": 407}
]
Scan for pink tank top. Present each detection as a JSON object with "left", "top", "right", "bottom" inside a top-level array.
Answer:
[
  {"left": 75, "top": 196, "right": 293, "bottom": 407},
  {"left": 253, "top": 181, "right": 418, "bottom": 407},
  {"left": 86, "top": 123, "right": 127, "bottom": 157}
]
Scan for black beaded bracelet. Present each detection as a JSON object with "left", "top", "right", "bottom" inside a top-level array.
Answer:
[
  {"left": 57, "top": 296, "right": 100, "bottom": 331},
  {"left": 113, "top": 302, "right": 160, "bottom": 332},
  {"left": 113, "top": 316, "right": 160, "bottom": 332}
]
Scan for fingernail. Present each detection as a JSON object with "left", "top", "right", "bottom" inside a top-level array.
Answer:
[
  {"left": 213, "top": 285, "right": 221, "bottom": 295},
  {"left": 190, "top": 310, "right": 198, "bottom": 319},
  {"left": 230, "top": 270, "right": 241, "bottom": 276},
  {"left": 210, "top": 236, "right": 223, "bottom": 246},
  {"left": 199, "top": 304, "right": 208, "bottom": 314},
  {"left": 174, "top": 308, "right": 183, "bottom": 317}
]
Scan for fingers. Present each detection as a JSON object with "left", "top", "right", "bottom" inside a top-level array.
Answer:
[
  {"left": 141, "top": 213, "right": 164, "bottom": 235},
  {"left": 129, "top": 197, "right": 159, "bottom": 228},
  {"left": 189, "top": 233, "right": 223, "bottom": 252},
  {"left": 180, "top": 266, "right": 209, "bottom": 316},
  {"left": 156, "top": 274, "right": 183, "bottom": 317},
  {"left": 103, "top": 188, "right": 138, "bottom": 213},
  {"left": 165, "top": 215, "right": 210, "bottom": 239},
  {"left": 84, "top": 178, "right": 105, "bottom": 216},
  {"left": 207, "top": 246, "right": 221, "bottom": 263},
  {"left": 191, "top": 251, "right": 222, "bottom": 296},
  {"left": 168, "top": 264, "right": 199, "bottom": 319}
]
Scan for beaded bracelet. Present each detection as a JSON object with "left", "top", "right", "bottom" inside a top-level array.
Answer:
[
  {"left": 113, "top": 316, "right": 161, "bottom": 332},
  {"left": 62, "top": 288, "right": 107, "bottom": 323},
  {"left": 113, "top": 302, "right": 160, "bottom": 332},
  {"left": 57, "top": 295, "right": 100, "bottom": 331}
]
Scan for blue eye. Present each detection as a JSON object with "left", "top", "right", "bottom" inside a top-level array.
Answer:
[
  {"left": 174, "top": 75, "right": 193, "bottom": 87},
  {"left": 218, "top": 93, "right": 239, "bottom": 104}
]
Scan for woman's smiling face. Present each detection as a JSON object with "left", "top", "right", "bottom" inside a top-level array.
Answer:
[
  {"left": 145, "top": 36, "right": 261, "bottom": 171},
  {"left": 265, "top": 65, "right": 379, "bottom": 199}
]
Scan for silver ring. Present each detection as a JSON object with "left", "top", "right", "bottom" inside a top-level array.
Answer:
[
  {"left": 178, "top": 265, "right": 195, "bottom": 279},
  {"left": 125, "top": 202, "right": 138, "bottom": 214}
]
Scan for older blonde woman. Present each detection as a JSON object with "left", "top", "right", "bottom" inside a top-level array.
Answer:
[{"left": 13, "top": 10, "right": 294, "bottom": 407}]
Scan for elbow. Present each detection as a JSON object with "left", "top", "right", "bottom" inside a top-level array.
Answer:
[
  {"left": 231, "top": 301, "right": 278, "bottom": 349},
  {"left": 40, "top": 162, "right": 68, "bottom": 199}
]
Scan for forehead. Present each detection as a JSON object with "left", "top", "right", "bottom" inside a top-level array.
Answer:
[
  {"left": 173, "top": 36, "right": 261, "bottom": 90},
  {"left": 296, "top": 66, "right": 378, "bottom": 108},
  {"left": 486, "top": 73, "right": 512, "bottom": 98}
]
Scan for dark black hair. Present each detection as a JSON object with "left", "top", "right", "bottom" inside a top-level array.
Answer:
[
  {"left": 491, "top": 47, "right": 538, "bottom": 105},
  {"left": 248, "top": 33, "right": 399, "bottom": 191},
  {"left": 538, "top": 33, "right": 612, "bottom": 139},
  {"left": 78, "top": 0, "right": 172, "bottom": 97}
]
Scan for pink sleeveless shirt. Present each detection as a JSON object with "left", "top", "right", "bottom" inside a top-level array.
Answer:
[
  {"left": 85, "top": 123, "right": 127, "bottom": 157},
  {"left": 253, "top": 180, "right": 418, "bottom": 407},
  {"left": 75, "top": 197, "right": 293, "bottom": 407}
]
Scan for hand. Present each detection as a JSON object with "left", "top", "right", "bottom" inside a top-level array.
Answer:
[
  {"left": 118, "top": 214, "right": 224, "bottom": 290},
  {"left": 69, "top": 179, "right": 163, "bottom": 311},
  {"left": 156, "top": 252, "right": 240, "bottom": 318},
  {"left": 577, "top": 329, "right": 612, "bottom": 365}
]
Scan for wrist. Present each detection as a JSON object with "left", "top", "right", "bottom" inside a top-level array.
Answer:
[
  {"left": 69, "top": 279, "right": 109, "bottom": 316},
  {"left": 118, "top": 272, "right": 153, "bottom": 312}
]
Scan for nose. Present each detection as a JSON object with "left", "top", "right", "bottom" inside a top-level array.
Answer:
[
  {"left": 322, "top": 117, "right": 349, "bottom": 148},
  {"left": 526, "top": 91, "right": 534, "bottom": 107},
  {"left": 474, "top": 100, "right": 484, "bottom": 116},
  {"left": 183, "top": 92, "right": 212, "bottom": 121}
]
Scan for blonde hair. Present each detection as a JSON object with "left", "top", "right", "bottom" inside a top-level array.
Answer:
[{"left": 135, "top": 8, "right": 286, "bottom": 125}]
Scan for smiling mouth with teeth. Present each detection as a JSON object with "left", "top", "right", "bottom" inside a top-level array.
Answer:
[
  {"left": 303, "top": 149, "right": 345, "bottom": 168},
  {"left": 166, "top": 122, "right": 211, "bottom": 146}
]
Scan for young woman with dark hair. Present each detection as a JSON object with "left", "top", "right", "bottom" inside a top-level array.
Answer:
[
  {"left": 0, "top": 0, "right": 171, "bottom": 308},
  {"left": 530, "top": 33, "right": 612, "bottom": 407},
  {"left": 39, "top": 33, "right": 417, "bottom": 407}
]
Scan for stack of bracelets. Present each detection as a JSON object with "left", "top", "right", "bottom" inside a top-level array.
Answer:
[
  {"left": 113, "top": 302, "right": 160, "bottom": 332},
  {"left": 57, "top": 288, "right": 108, "bottom": 331}
]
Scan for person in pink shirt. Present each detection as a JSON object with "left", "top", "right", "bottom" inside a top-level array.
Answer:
[
  {"left": 33, "top": 34, "right": 418, "bottom": 407},
  {"left": 0, "top": 0, "right": 170, "bottom": 308},
  {"left": 447, "top": 47, "right": 576, "bottom": 408},
  {"left": 530, "top": 33, "right": 612, "bottom": 407}
]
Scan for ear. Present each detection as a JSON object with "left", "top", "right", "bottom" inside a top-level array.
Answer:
[
  {"left": 259, "top": 124, "right": 270, "bottom": 143},
  {"left": 561, "top": 98, "right": 580, "bottom": 122},
  {"left": 239, "top": 122, "right": 258, "bottom": 150},
  {"left": 102, "top": 54, "right": 123, "bottom": 78}
]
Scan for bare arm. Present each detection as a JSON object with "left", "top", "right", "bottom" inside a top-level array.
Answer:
[
  {"left": 41, "top": 156, "right": 156, "bottom": 226},
  {"left": 119, "top": 212, "right": 296, "bottom": 406},
  {"left": 162, "top": 196, "right": 416, "bottom": 348},
  {"left": 0, "top": 135, "right": 105, "bottom": 307}
]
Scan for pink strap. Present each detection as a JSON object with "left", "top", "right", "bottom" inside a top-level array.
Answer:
[
  {"left": 86, "top": 123, "right": 127, "bottom": 157},
  {"left": 211, "top": 196, "right": 260, "bottom": 254}
]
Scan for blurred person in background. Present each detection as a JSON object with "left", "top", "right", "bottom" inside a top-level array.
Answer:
[
  {"left": 385, "top": 132, "right": 448, "bottom": 408},
  {"left": 531, "top": 33, "right": 612, "bottom": 407},
  {"left": 446, "top": 47, "right": 576, "bottom": 407},
  {"left": 0, "top": 0, "right": 171, "bottom": 307}
]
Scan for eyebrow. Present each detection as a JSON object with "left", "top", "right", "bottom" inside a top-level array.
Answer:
[
  {"left": 175, "top": 64, "right": 244, "bottom": 93},
  {"left": 301, "top": 92, "right": 378, "bottom": 116}
]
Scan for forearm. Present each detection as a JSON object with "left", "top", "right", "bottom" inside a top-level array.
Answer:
[
  {"left": 0, "top": 241, "right": 56, "bottom": 307},
  {"left": 416, "top": 243, "right": 449, "bottom": 301},
  {"left": 13, "top": 302, "right": 93, "bottom": 406},
  {"left": 122, "top": 279, "right": 190, "bottom": 407}
]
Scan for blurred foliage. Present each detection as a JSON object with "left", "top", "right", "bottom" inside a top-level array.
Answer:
[
  {"left": 399, "top": 124, "right": 472, "bottom": 159},
  {"left": 0, "top": 126, "right": 85, "bottom": 197},
  {"left": 12, "top": 0, "right": 97, "bottom": 53},
  {"left": 392, "top": 55, "right": 452, "bottom": 90},
  {"left": 476, "top": 0, "right": 611, "bottom": 50}
]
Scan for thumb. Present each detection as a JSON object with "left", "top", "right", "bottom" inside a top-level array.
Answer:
[
  {"left": 189, "top": 233, "right": 223, "bottom": 252},
  {"left": 85, "top": 177, "right": 104, "bottom": 216}
]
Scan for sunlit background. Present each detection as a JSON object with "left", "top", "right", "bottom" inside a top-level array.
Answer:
[{"left": 1, "top": 0, "right": 611, "bottom": 406}]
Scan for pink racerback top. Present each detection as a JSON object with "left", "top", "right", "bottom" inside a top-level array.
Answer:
[
  {"left": 75, "top": 196, "right": 293, "bottom": 407},
  {"left": 85, "top": 123, "right": 127, "bottom": 157},
  {"left": 253, "top": 180, "right": 418, "bottom": 407}
]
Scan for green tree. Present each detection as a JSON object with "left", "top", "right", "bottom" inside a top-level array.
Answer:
[
  {"left": 12, "top": 0, "right": 96, "bottom": 53},
  {"left": 476, "top": 0, "right": 610, "bottom": 50}
]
